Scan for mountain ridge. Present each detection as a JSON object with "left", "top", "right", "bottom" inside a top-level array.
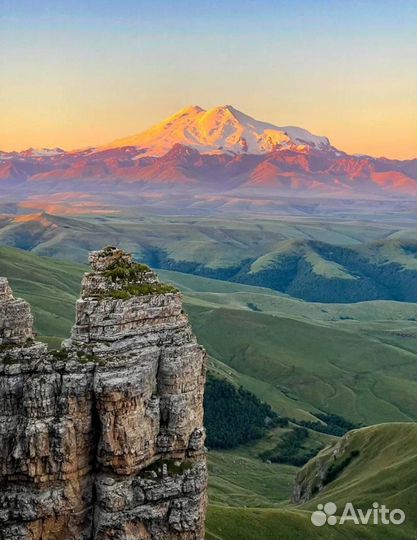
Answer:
[
  {"left": 99, "top": 104, "right": 331, "bottom": 156},
  {"left": 1, "top": 105, "right": 416, "bottom": 196}
]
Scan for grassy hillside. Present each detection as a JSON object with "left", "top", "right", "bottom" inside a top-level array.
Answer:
[
  {"left": 1, "top": 212, "right": 416, "bottom": 302},
  {"left": 159, "top": 268, "right": 417, "bottom": 322},
  {"left": 0, "top": 246, "right": 85, "bottom": 345},
  {"left": 187, "top": 305, "right": 417, "bottom": 424},
  {"left": 208, "top": 421, "right": 334, "bottom": 507},
  {"left": 207, "top": 423, "right": 417, "bottom": 540},
  {"left": 0, "top": 213, "right": 403, "bottom": 264},
  {"left": 206, "top": 504, "right": 414, "bottom": 540},
  {"left": 296, "top": 423, "right": 417, "bottom": 513},
  {"left": 0, "top": 247, "right": 415, "bottom": 539},
  {"left": 1, "top": 248, "right": 415, "bottom": 425},
  {"left": 237, "top": 239, "right": 417, "bottom": 302}
]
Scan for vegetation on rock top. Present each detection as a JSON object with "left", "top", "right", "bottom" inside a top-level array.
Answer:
[
  {"left": 98, "top": 250, "right": 178, "bottom": 297},
  {"left": 106, "top": 282, "right": 178, "bottom": 299}
]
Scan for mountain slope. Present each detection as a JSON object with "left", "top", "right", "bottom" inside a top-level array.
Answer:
[
  {"left": 101, "top": 104, "right": 330, "bottom": 156},
  {"left": 236, "top": 239, "right": 417, "bottom": 302},
  {"left": 207, "top": 423, "right": 417, "bottom": 540},
  {"left": 1, "top": 248, "right": 414, "bottom": 539},
  {"left": 187, "top": 304, "right": 417, "bottom": 425},
  {"left": 293, "top": 423, "right": 417, "bottom": 510},
  {"left": 1, "top": 245, "right": 416, "bottom": 426},
  {"left": 0, "top": 214, "right": 416, "bottom": 303}
]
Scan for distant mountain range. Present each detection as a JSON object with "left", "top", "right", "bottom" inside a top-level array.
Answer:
[{"left": 1, "top": 105, "right": 416, "bottom": 196}]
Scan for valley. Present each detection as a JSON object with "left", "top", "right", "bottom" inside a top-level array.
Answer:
[
  {"left": 2, "top": 1, "right": 416, "bottom": 537},
  {"left": 0, "top": 243, "right": 415, "bottom": 539},
  {"left": 0, "top": 211, "right": 416, "bottom": 303}
]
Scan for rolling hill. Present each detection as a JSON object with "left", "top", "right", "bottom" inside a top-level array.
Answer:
[
  {"left": 206, "top": 423, "right": 417, "bottom": 540},
  {"left": 234, "top": 238, "right": 417, "bottom": 302},
  {"left": 0, "top": 213, "right": 416, "bottom": 303},
  {"left": 207, "top": 423, "right": 417, "bottom": 540},
  {"left": 1, "top": 246, "right": 416, "bottom": 426},
  {"left": 0, "top": 247, "right": 415, "bottom": 539}
]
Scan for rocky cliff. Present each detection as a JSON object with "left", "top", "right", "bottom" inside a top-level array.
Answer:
[{"left": 0, "top": 247, "right": 207, "bottom": 540}]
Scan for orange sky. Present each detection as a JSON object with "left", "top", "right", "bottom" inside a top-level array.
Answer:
[{"left": 1, "top": 1, "right": 416, "bottom": 159}]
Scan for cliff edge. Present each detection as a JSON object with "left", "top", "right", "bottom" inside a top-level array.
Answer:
[{"left": 0, "top": 247, "right": 207, "bottom": 540}]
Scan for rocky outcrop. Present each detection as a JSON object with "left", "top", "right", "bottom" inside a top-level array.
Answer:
[
  {"left": 0, "top": 248, "right": 207, "bottom": 540},
  {"left": 0, "top": 277, "right": 34, "bottom": 346},
  {"left": 292, "top": 432, "right": 353, "bottom": 504}
]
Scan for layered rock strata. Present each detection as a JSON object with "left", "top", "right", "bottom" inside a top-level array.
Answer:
[{"left": 0, "top": 248, "right": 207, "bottom": 540}]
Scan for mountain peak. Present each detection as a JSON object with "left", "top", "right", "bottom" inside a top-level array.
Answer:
[
  {"left": 171, "top": 104, "right": 205, "bottom": 117},
  {"left": 100, "top": 104, "right": 331, "bottom": 156}
]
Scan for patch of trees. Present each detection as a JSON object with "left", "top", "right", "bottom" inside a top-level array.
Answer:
[
  {"left": 143, "top": 241, "right": 417, "bottom": 303},
  {"left": 204, "top": 374, "right": 287, "bottom": 449},
  {"left": 204, "top": 372, "right": 361, "bottom": 460},
  {"left": 296, "top": 412, "right": 360, "bottom": 437},
  {"left": 257, "top": 412, "right": 359, "bottom": 466},
  {"left": 259, "top": 427, "right": 321, "bottom": 466},
  {"left": 323, "top": 450, "right": 360, "bottom": 485}
]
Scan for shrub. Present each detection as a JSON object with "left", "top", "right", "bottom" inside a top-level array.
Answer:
[{"left": 323, "top": 450, "right": 360, "bottom": 485}]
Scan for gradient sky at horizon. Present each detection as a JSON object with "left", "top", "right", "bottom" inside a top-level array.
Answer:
[{"left": 1, "top": 0, "right": 416, "bottom": 158}]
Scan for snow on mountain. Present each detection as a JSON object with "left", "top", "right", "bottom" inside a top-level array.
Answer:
[
  {"left": 20, "top": 147, "right": 65, "bottom": 157},
  {"left": 100, "top": 105, "right": 330, "bottom": 156},
  {"left": 1, "top": 105, "right": 415, "bottom": 197}
]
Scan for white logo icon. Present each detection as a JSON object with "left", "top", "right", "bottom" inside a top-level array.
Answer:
[{"left": 311, "top": 502, "right": 337, "bottom": 526}]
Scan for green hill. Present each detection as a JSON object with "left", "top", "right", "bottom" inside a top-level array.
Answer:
[
  {"left": 1, "top": 247, "right": 416, "bottom": 425},
  {"left": 0, "top": 246, "right": 85, "bottom": 346},
  {"left": 236, "top": 239, "right": 417, "bottom": 303},
  {"left": 1, "top": 247, "right": 416, "bottom": 539},
  {"left": 1, "top": 213, "right": 416, "bottom": 302},
  {"left": 207, "top": 423, "right": 417, "bottom": 540},
  {"left": 187, "top": 304, "right": 417, "bottom": 424},
  {"left": 294, "top": 423, "right": 417, "bottom": 513}
]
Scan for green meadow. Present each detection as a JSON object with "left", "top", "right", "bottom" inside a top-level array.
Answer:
[{"left": 0, "top": 246, "right": 415, "bottom": 539}]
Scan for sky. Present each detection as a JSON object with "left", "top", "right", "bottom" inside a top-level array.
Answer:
[{"left": 0, "top": 0, "right": 416, "bottom": 158}]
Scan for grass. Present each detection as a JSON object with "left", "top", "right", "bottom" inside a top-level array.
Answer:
[
  {"left": 208, "top": 450, "right": 298, "bottom": 508},
  {"left": 104, "top": 282, "right": 177, "bottom": 299},
  {"left": 0, "top": 247, "right": 416, "bottom": 539},
  {"left": 0, "top": 246, "right": 85, "bottom": 341},
  {"left": 0, "top": 212, "right": 410, "bottom": 268},
  {"left": 158, "top": 269, "right": 417, "bottom": 323},
  {"left": 206, "top": 505, "right": 414, "bottom": 540},
  {"left": 186, "top": 305, "right": 417, "bottom": 425},
  {"left": 208, "top": 425, "right": 334, "bottom": 508},
  {"left": 1, "top": 248, "right": 415, "bottom": 425},
  {"left": 299, "top": 423, "right": 417, "bottom": 513},
  {"left": 207, "top": 423, "right": 417, "bottom": 540},
  {"left": 249, "top": 239, "right": 357, "bottom": 280},
  {"left": 1, "top": 213, "right": 416, "bottom": 301}
]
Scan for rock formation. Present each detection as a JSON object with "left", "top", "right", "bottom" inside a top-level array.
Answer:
[
  {"left": 0, "top": 247, "right": 207, "bottom": 540},
  {"left": 292, "top": 431, "right": 353, "bottom": 504}
]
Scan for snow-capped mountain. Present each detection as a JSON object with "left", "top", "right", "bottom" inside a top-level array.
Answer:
[
  {"left": 100, "top": 105, "right": 330, "bottom": 156},
  {"left": 0, "top": 105, "right": 416, "bottom": 197}
]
